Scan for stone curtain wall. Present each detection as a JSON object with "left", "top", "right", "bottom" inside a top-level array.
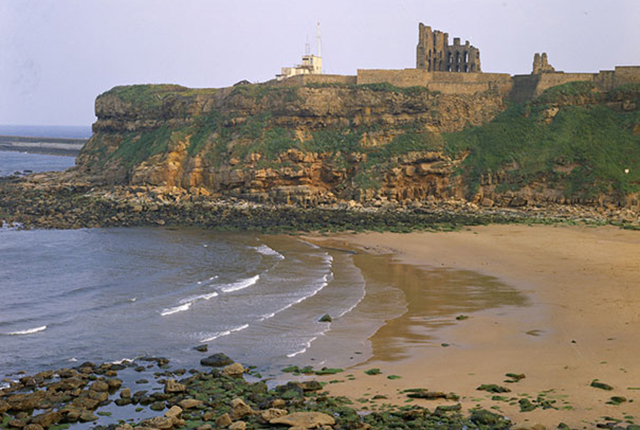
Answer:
[{"left": 356, "top": 69, "right": 512, "bottom": 96}]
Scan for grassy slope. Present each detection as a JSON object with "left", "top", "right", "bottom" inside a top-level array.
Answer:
[{"left": 444, "top": 82, "right": 640, "bottom": 199}]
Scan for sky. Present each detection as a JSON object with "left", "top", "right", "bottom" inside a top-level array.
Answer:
[{"left": 1, "top": 0, "right": 639, "bottom": 127}]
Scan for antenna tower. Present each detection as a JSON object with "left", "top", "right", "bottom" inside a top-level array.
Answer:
[{"left": 317, "top": 21, "right": 322, "bottom": 73}]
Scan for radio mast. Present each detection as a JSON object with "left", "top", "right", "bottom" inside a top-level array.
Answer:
[{"left": 317, "top": 21, "right": 322, "bottom": 73}]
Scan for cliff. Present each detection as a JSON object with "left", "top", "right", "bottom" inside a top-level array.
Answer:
[{"left": 76, "top": 81, "right": 640, "bottom": 209}]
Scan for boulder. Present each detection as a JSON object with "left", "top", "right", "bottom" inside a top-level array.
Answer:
[
  {"left": 23, "top": 425, "right": 44, "bottom": 430},
  {"left": 221, "top": 363, "right": 244, "bottom": 377},
  {"left": 260, "top": 408, "right": 288, "bottom": 421},
  {"left": 270, "top": 412, "right": 335, "bottom": 428},
  {"left": 120, "top": 388, "right": 132, "bottom": 399},
  {"left": 178, "top": 399, "right": 203, "bottom": 409},
  {"left": 89, "top": 380, "right": 109, "bottom": 392},
  {"left": 215, "top": 413, "right": 232, "bottom": 428},
  {"left": 30, "top": 411, "right": 63, "bottom": 428},
  {"left": 164, "top": 405, "right": 183, "bottom": 419},
  {"left": 229, "top": 422, "right": 246, "bottom": 430},
  {"left": 164, "top": 379, "right": 186, "bottom": 393},
  {"left": 8, "top": 419, "right": 26, "bottom": 428},
  {"left": 200, "top": 353, "right": 233, "bottom": 367},
  {"left": 141, "top": 416, "right": 174, "bottom": 430},
  {"left": 107, "top": 379, "right": 123, "bottom": 390},
  {"left": 79, "top": 411, "right": 98, "bottom": 423},
  {"left": 230, "top": 398, "right": 255, "bottom": 420}
]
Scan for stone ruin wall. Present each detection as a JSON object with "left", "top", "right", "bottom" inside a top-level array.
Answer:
[
  {"left": 356, "top": 69, "right": 513, "bottom": 96},
  {"left": 276, "top": 74, "right": 357, "bottom": 87}
]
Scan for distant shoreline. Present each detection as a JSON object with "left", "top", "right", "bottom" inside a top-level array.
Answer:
[{"left": 0, "top": 135, "right": 87, "bottom": 156}]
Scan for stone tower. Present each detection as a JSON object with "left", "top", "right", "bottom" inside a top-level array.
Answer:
[
  {"left": 532, "top": 52, "right": 556, "bottom": 74},
  {"left": 416, "top": 23, "right": 481, "bottom": 72}
]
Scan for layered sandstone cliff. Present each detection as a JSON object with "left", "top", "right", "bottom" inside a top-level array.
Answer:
[
  {"left": 77, "top": 84, "right": 506, "bottom": 205},
  {"left": 76, "top": 81, "right": 640, "bottom": 209}
]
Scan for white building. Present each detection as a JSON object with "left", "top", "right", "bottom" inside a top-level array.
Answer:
[{"left": 277, "top": 54, "right": 322, "bottom": 81}]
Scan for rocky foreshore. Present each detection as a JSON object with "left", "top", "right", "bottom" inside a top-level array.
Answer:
[
  {"left": 0, "top": 172, "right": 638, "bottom": 232},
  {"left": 0, "top": 352, "right": 517, "bottom": 430}
]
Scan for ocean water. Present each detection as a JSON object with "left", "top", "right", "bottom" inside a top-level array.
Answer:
[
  {"left": 0, "top": 125, "right": 92, "bottom": 139},
  {"left": 0, "top": 227, "right": 366, "bottom": 378},
  {"left": 0, "top": 151, "right": 76, "bottom": 177}
]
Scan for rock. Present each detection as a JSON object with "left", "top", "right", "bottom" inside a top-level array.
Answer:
[
  {"left": 261, "top": 408, "right": 288, "bottom": 421},
  {"left": 222, "top": 363, "right": 245, "bottom": 377},
  {"left": 23, "top": 425, "right": 44, "bottom": 430},
  {"left": 164, "top": 405, "right": 183, "bottom": 419},
  {"left": 200, "top": 353, "right": 233, "bottom": 367},
  {"left": 318, "top": 314, "right": 332, "bottom": 323},
  {"left": 406, "top": 390, "right": 448, "bottom": 400},
  {"left": 215, "top": 413, "right": 232, "bottom": 428},
  {"left": 164, "top": 379, "right": 186, "bottom": 393},
  {"left": 0, "top": 400, "right": 9, "bottom": 414},
  {"left": 469, "top": 409, "right": 508, "bottom": 426},
  {"left": 270, "top": 412, "right": 335, "bottom": 428},
  {"left": 230, "top": 398, "right": 255, "bottom": 420},
  {"left": 107, "top": 378, "right": 123, "bottom": 390},
  {"left": 196, "top": 425, "right": 212, "bottom": 430},
  {"left": 229, "top": 422, "right": 246, "bottom": 430},
  {"left": 194, "top": 345, "right": 208, "bottom": 353},
  {"left": 300, "top": 380, "right": 323, "bottom": 392},
  {"left": 79, "top": 411, "right": 98, "bottom": 423},
  {"left": 178, "top": 399, "right": 203, "bottom": 409},
  {"left": 30, "top": 411, "right": 63, "bottom": 428},
  {"left": 89, "top": 381, "right": 109, "bottom": 393},
  {"left": 476, "top": 384, "right": 511, "bottom": 393},
  {"left": 590, "top": 380, "right": 613, "bottom": 391},
  {"left": 8, "top": 419, "right": 26, "bottom": 428},
  {"left": 271, "top": 399, "right": 286, "bottom": 408},
  {"left": 120, "top": 387, "right": 132, "bottom": 399},
  {"left": 141, "top": 416, "right": 174, "bottom": 430}
]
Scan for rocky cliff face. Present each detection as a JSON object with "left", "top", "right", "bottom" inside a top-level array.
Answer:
[
  {"left": 77, "top": 84, "right": 505, "bottom": 205},
  {"left": 76, "top": 81, "right": 640, "bottom": 209}
]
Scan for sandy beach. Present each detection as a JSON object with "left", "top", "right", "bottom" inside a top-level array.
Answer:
[{"left": 309, "top": 225, "right": 640, "bottom": 428}]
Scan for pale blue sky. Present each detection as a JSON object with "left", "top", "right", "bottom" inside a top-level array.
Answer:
[{"left": 1, "top": 0, "right": 639, "bottom": 126}]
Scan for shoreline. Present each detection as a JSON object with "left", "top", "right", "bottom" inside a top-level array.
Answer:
[
  {"left": 308, "top": 225, "right": 640, "bottom": 428},
  {"left": 1, "top": 226, "right": 639, "bottom": 428}
]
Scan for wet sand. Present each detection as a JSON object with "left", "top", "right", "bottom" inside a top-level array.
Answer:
[{"left": 309, "top": 225, "right": 640, "bottom": 428}]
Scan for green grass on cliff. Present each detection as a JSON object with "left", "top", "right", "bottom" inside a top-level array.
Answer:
[{"left": 444, "top": 91, "right": 640, "bottom": 198}]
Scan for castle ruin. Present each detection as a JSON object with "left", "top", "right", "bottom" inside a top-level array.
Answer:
[
  {"left": 275, "top": 23, "right": 640, "bottom": 103},
  {"left": 416, "top": 23, "right": 481, "bottom": 72},
  {"left": 532, "top": 53, "right": 555, "bottom": 74}
]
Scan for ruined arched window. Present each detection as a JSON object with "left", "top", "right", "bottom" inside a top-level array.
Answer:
[
  {"left": 464, "top": 51, "right": 468, "bottom": 63},
  {"left": 455, "top": 52, "right": 460, "bottom": 64}
]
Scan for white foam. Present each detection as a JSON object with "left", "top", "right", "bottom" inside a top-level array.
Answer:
[
  {"left": 286, "top": 336, "right": 317, "bottom": 358},
  {"left": 68, "top": 357, "right": 78, "bottom": 362},
  {"left": 220, "top": 275, "right": 260, "bottom": 293},
  {"left": 179, "top": 291, "right": 218, "bottom": 304},
  {"left": 111, "top": 358, "right": 135, "bottom": 365},
  {"left": 7, "top": 325, "right": 47, "bottom": 335},
  {"left": 259, "top": 275, "right": 330, "bottom": 321},
  {"left": 200, "top": 324, "right": 249, "bottom": 343},
  {"left": 208, "top": 276, "right": 218, "bottom": 281},
  {"left": 160, "top": 303, "right": 191, "bottom": 316},
  {"left": 130, "top": 297, "right": 137, "bottom": 302},
  {"left": 255, "top": 244, "right": 285, "bottom": 260}
]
